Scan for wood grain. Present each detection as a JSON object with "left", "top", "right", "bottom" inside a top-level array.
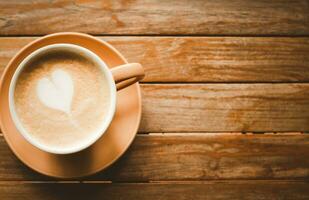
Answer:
[
  {"left": 0, "top": 0, "right": 309, "bottom": 36},
  {"left": 140, "top": 84, "right": 309, "bottom": 132},
  {"left": 1, "top": 0, "right": 308, "bottom": 198},
  {"left": 0, "top": 82, "right": 308, "bottom": 133},
  {"left": 0, "top": 134, "right": 308, "bottom": 181},
  {"left": 0, "top": 181, "right": 308, "bottom": 200},
  {"left": 1, "top": 37, "right": 309, "bottom": 82}
]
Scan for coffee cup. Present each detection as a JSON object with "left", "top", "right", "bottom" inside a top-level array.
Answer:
[{"left": 9, "top": 43, "right": 144, "bottom": 154}]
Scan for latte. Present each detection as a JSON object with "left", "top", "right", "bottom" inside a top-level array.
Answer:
[{"left": 13, "top": 50, "right": 111, "bottom": 151}]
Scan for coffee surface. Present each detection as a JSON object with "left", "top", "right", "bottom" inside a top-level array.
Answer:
[{"left": 14, "top": 50, "right": 110, "bottom": 151}]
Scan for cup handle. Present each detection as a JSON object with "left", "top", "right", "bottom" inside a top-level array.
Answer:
[{"left": 111, "top": 63, "right": 145, "bottom": 90}]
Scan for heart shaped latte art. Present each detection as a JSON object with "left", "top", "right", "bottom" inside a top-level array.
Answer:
[{"left": 36, "top": 69, "right": 74, "bottom": 114}]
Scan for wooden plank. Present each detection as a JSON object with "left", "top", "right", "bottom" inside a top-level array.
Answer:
[
  {"left": 0, "top": 0, "right": 309, "bottom": 36},
  {"left": 0, "top": 134, "right": 308, "bottom": 181},
  {"left": 1, "top": 37, "right": 309, "bottom": 83},
  {"left": 0, "top": 79, "right": 307, "bottom": 131},
  {"left": 0, "top": 181, "right": 308, "bottom": 200},
  {"left": 140, "top": 84, "right": 309, "bottom": 132},
  {"left": 0, "top": 83, "right": 308, "bottom": 133}
]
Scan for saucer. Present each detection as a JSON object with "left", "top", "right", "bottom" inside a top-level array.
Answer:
[{"left": 0, "top": 32, "right": 142, "bottom": 178}]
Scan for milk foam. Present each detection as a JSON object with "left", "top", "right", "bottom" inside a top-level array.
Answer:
[{"left": 36, "top": 69, "right": 74, "bottom": 114}]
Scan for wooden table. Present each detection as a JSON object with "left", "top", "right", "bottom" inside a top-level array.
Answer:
[{"left": 0, "top": 1, "right": 309, "bottom": 199}]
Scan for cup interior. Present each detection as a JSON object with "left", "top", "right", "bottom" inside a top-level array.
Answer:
[{"left": 9, "top": 44, "right": 117, "bottom": 154}]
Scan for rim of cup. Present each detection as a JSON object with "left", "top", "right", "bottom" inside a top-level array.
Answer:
[{"left": 9, "top": 44, "right": 117, "bottom": 154}]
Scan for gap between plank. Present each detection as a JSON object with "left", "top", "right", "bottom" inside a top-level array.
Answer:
[
  {"left": 139, "top": 83, "right": 309, "bottom": 86},
  {"left": 1, "top": 34, "right": 309, "bottom": 38},
  {"left": 146, "top": 132, "right": 305, "bottom": 136},
  {"left": 141, "top": 81, "right": 309, "bottom": 84},
  {"left": 0, "top": 180, "right": 307, "bottom": 184},
  {"left": 0, "top": 132, "right": 306, "bottom": 137}
]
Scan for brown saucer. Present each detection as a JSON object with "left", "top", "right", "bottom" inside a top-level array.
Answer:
[{"left": 0, "top": 32, "right": 142, "bottom": 178}]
